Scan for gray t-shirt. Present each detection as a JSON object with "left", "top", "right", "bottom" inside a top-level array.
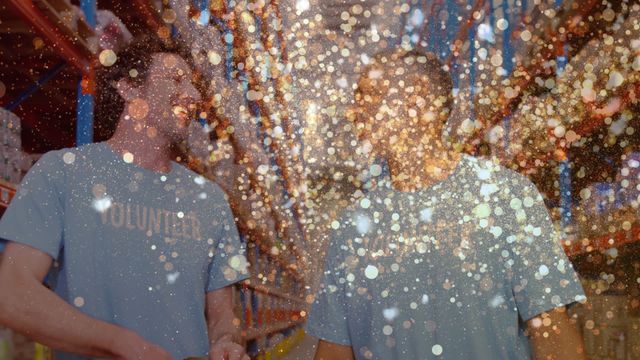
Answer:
[
  {"left": 305, "top": 155, "right": 585, "bottom": 360},
  {"left": 0, "top": 142, "right": 249, "bottom": 359}
]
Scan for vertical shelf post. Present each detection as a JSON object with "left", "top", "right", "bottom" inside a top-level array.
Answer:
[
  {"left": 76, "top": 0, "right": 96, "bottom": 146},
  {"left": 555, "top": 0, "right": 572, "bottom": 233}
]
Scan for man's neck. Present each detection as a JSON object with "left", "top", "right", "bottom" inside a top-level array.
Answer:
[
  {"left": 387, "top": 141, "right": 461, "bottom": 192},
  {"left": 107, "top": 114, "right": 174, "bottom": 173}
]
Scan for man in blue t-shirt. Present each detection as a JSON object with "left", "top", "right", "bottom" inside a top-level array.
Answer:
[
  {"left": 0, "top": 36, "right": 249, "bottom": 360},
  {"left": 305, "top": 49, "right": 587, "bottom": 359}
]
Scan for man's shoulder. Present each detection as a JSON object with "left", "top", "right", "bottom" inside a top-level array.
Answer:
[
  {"left": 171, "top": 163, "right": 227, "bottom": 199},
  {"left": 38, "top": 143, "right": 104, "bottom": 163},
  {"left": 29, "top": 146, "right": 78, "bottom": 171},
  {"left": 329, "top": 201, "right": 375, "bottom": 248},
  {"left": 459, "top": 154, "right": 533, "bottom": 187}
]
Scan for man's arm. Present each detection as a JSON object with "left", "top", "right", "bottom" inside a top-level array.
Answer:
[
  {"left": 206, "top": 286, "right": 248, "bottom": 360},
  {"left": 0, "top": 242, "right": 170, "bottom": 359},
  {"left": 314, "top": 339, "right": 355, "bottom": 360},
  {"left": 526, "top": 307, "right": 587, "bottom": 360}
]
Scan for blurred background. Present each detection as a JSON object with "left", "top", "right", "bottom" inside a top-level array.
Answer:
[{"left": 0, "top": 0, "right": 639, "bottom": 359}]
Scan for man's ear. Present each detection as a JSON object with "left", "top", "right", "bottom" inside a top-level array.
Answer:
[{"left": 114, "top": 78, "right": 142, "bottom": 101}]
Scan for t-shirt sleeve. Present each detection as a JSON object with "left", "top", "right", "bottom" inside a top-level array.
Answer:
[
  {"left": 206, "top": 188, "right": 249, "bottom": 292},
  {"left": 507, "top": 176, "right": 586, "bottom": 321},
  {"left": 305, "top": 232, "right": 352, "bottom": 346},
  {"left": 0, "top": 152, "right": 65, "bottom": 259}
]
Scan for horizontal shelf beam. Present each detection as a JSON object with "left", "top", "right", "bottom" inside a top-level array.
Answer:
[
  {"left": 6, "top": 0, "right": 94, "bottom": 72},
  {"left": 0, "top": 180, "right": 16, "bottom": 210},
  {"left": 242, "top": 319, "right": 305, "bottom": 341},
  {"left": 565, "top": 223, "right": 640, "bottom": 257},
  {"left": 243, "top": 281, "right": 306, "bottom": 304}
]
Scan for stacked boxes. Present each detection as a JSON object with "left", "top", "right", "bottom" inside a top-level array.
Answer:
[{"left": 0, "top": 108, "right": 37, "bottom": 184}]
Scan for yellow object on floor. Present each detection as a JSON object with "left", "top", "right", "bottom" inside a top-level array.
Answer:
[
  {"left": 257, "top": 328, "right": 305, "bottom": 360},
  {"left": 34, "top": 344, "right": 53, "bottom": 360}
]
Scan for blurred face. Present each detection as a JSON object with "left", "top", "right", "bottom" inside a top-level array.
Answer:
[
  {"left": 352, "top": 62, "right": 445, "bottom": 157},
  {"left": 131, "top": 53, "right": 202, "bottom": 143}
]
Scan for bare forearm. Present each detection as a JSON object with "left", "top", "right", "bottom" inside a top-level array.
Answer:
[
  {"left": 530, "top": 328, "right": 587, "bottom": 360},
  {"left": 206, "top": 287, "right": 242, "bottom": 346},
  {"left": 528, "top": 309, "right": 587, "bottom": 360},
  {"left": 0, "top": 280, "right": 126, "bottom": 357},
  {"left": 314, "top": 340, "right": 355, "bottom": 360},
  {"left": 207, "top": 307, "right": 240, "bottom": 345}
]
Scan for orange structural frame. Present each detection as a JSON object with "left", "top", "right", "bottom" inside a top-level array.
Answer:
[
  {"left": 0, "top": 180, "right": 16, "bottom": 210},
  {"left": 564, "top": 224, "right": 640, "bottom": 258},
  {"left": 470, "top": 0, "right": 604, "bottom": 143},
  {"left": 6, "top": 0, "right": 93, "bottom": 73}
]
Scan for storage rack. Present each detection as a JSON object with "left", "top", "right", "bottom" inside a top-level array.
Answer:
[
  {"left": 1, "top": 0, "right": 308, "bottom": 358},
  {"left": 2, "top": 0, "right": 640, "bottom": 359},
  {"left": 0, "top": 180, "right": 16, "bottom": 216},
  {"left": 405, "top": 0, "right": 640, "bottom": 256}
]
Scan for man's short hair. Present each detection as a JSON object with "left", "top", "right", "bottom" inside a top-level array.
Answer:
[
  {"left": 94, "top": 35, "right": 192, "bottom": 140},
  {"left": 359, "top": 48, "right": 454, "bottom": 121}
]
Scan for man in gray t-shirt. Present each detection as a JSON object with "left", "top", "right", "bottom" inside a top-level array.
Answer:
[
  {"left": 306, "top": 49, "right": 587, "bottom": 359},
  {"left": 0, "top": 36, "right": 249, "bottom": 360}
]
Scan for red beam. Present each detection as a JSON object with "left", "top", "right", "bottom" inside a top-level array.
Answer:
[
  {"left": 0, "top": 180, "right": 16, "bottom": 209},
  {"left": 6, "top": 0, "right": 92, "bottom": 73},
  {"left": 565, "top": 223, "right": 640, "bottom": 258}
]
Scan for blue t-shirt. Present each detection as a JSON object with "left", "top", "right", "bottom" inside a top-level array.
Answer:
[
  {"left": 0, "top": 142, "right": 249, "bottom": 359},
  {"left": 305, "top": 155, "right": 585, "bottom": 360}
]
